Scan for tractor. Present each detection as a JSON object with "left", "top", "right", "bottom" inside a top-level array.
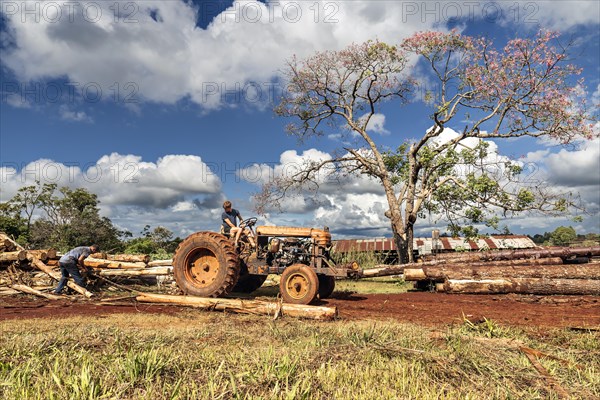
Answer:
[{"left": 172, "top": 217, "right": 360, "bottom": 304}]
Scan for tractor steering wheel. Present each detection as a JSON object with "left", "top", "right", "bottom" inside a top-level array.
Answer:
[{"left": 239, "top": 217, "right": 258, "bottom": 228}]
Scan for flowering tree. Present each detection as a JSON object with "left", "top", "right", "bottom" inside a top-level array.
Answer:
[{"left": 257, "top": 31, "right": 596, "bottom": 263}]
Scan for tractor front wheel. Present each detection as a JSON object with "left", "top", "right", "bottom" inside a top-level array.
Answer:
[{"left": 280, "top": 264, "right": 319, "bottom": 305}]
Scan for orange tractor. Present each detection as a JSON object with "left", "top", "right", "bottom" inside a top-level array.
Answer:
[{"left": 172, "top": 218, "right": 360, "bottom": 304}]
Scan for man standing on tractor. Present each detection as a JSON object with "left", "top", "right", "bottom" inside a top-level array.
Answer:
[{"left": 221, "top": 201, "right": 255, "bottom": 247}]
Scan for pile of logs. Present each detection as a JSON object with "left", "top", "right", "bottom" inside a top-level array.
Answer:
[
  {"left": 405, "top": 247, "right": 600, "bottom": 295},
  {"left": 83, "top": 253, "right": 173, "bottom": 278},
  {"left": 0, "top": 232, "right": 174, "bottom": 296}
]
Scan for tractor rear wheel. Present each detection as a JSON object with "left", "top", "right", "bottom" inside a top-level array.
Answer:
[
  {"left": 318, "top": 275, "right": 336, "bottom": 299},
  {"left": 280, "top": 264, "right": 319, "bottom": 305},
  {"left": 173, "top": 232, "right": 240, "bottom": 297},
  {"left": 232, "top": 261, "right": 267, "bottom": 293}
]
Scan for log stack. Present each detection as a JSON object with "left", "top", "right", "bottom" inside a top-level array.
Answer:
[
  {"left": 0, "top": 232, "right": 175, "bottom": 295},
  {"left": 405, "top": 246, "right": 600, "bottom": 295}
]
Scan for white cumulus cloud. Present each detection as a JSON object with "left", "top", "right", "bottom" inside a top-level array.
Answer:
[
  {"left": 545, "top": 139, "right": 600, "bottom": 187},
  {"left": 365, "top": 113, "right": 390, "bottom": 135},
  {"left": 0, "top": 1, "right": 446, "bottom": 110},
  {"left": 0, "top": 153, "right": 222, "bottom": 209}
]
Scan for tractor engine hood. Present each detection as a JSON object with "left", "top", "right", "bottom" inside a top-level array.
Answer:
[{"left": 255, "top": 226, "right": 331, "bottom": 246}]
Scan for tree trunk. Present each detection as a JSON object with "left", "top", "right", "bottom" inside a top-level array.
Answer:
[
  {"left": 405, "top": 223, "right": 415, "bottom": 263},
  {"left": 392, "top": 230, "right": 410, "bottom": 264},
  {"left": 439, "top": 278, "right": 600, "bottom": 295},
  {"left": 405, "top": 262, "right": 600, "bottom": 281},
  {"left": 380, "top": 171, "right": 409, "bottom": 264},
  {"left": 403, "top": 146, "right": 419, "bottom": 264},
  {"left": 135, "top": 293, "right": 338, "bottom": 320},
  {"left": 0, "top": 250, "right": 28, "bottom": 262}
]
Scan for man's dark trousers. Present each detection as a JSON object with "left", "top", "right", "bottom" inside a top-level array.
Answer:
[{"left": 54, "top": 261, "right": 85, "bottom": 294}]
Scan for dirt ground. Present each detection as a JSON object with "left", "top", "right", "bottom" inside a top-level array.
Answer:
[
  {"left": 1, "top": 292, "right": 598, "bottom": 328},
  {"left": 323, "top": 292, "right": 600, "bottom": 328}
]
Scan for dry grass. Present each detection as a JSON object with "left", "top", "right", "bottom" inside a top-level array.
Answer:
[{"left": 1, "top": 310, "right": 598, "bottom": 399}]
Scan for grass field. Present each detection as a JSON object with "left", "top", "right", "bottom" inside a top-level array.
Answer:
[{"left": 1, "top": 302, "right": 598, "bottom": 399}]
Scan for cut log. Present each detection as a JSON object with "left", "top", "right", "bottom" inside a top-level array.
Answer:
[
  {"left": 147, "top": 259, "right": 173, "bottom": 267},
  {"left": 0, "top": 236, "right": 17, "bottom": 252},
  {"left": 426, "top": 257, "right": 565, "bottom": 268},
  {"left": 11, "top": 284, "right": 62, "bottom": 300},
  {"left": 46, "top": 259, "right": 59, "bottom": 267},
  {"left": 403, "top": 268, "right": 428, "bottom": 281},
  {"left": 84, "top": 257, "right": 146, "bottom": 269},
  {"left": 358, "top": 257, "right": 565, "bottom": 280},
  {"left": 425, "top": 246, "right": 600, "bottom": 263},
  {"left": 90, "top": 252, "right": 107, "bottom": 259},
  {"left": 98, "top": 267, "right": 172, "bottom": 276},
  {"left": 0, "top": 250, "right": 28, "bottom": 262},
  {"left": 91, "top": 253, "right": 150, "bottom": 263},
  {"left": 360, "top": 264, "right": 405, "bottom": 278},
  {"left": 439, "top": 278, "right": 600, "bottom": 295},
  {"left": 28, "top": 256, "right": 93, "bottom": 298},
  {"left": 0, "top": 233, "right": 22, "bottom": 250},
  {"left": 27, "top": 250, "right": 48, "bottom": 261},
  {"left": 43, "top": 248, "right": 58, "bottom": 259},
  {"left": 408, "top": 262, "right": 600, "bottom": 281},
  {"left": 109, "top": 254, "right": 150, "bottom": 263},
  {"left": 135, "top": 293, "right": 338, "bottom": 320}
]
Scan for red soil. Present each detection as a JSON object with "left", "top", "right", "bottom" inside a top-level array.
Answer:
[{"left": 1, "top": 292, "right": 598, "bottom": 328}]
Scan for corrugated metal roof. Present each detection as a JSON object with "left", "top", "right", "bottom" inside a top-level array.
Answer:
[{"left": 333, "top": 235, "right": 536, "bottom": 254}]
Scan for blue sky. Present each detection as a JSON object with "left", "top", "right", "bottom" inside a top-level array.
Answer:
[{"left": 1, "top": 1, "right": 599, "bottom": 238}]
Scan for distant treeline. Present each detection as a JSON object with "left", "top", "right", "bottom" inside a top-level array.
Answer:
[{"left": 0, "top": 182, "right": 182, "bottom": 257}]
